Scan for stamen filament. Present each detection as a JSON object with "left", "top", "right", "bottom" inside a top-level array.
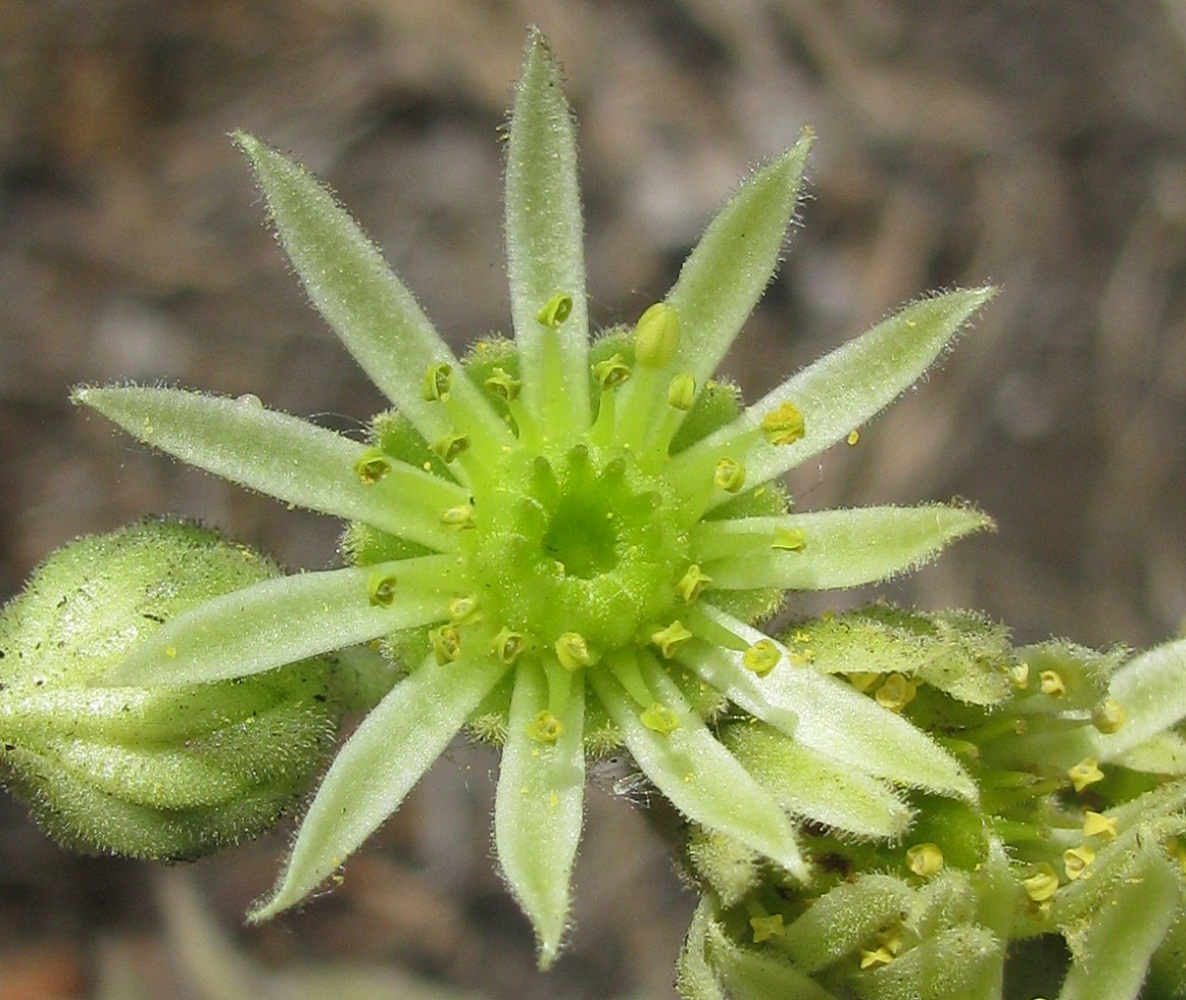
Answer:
[{"left": 606, "top": 649, "right": 655, "bottom": 708}]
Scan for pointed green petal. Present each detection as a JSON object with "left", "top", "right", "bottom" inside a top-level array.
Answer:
[
  {"left": 693, "top": 504, "right": 992, "bottom": 590},
  {"left": 494, "top": 659, "right": 585, "bottom": 968},
  {"left": 588, "top": 653, "right": 808, "bottom": 880},
  {"left": 666, "top": 134, "right": 812, "bottom": 384},
  {"left": 110, "top": 557, "right": 462, "bottom": 686},
  {"left": 504, "top": 29, "right": 590, "bottom": 437},
  {"left": 704, "top": 919, "right": 841, "bottom": 1000},
  {"left": 1094, "top": 637, "right": 1186, "bottom": 759},
  {"left": 615, "top": 135, "right": 812, "bottom": 444},
  {"left": 781, "top": 874, "right": 913, "bottom": 972},
  {"left": 677, "top": 900, "right": 730, "bottom": 1000},
  {"left": 251, "top": 652, "right": 511, "bottom": 921},
  {"left": 233, "top": 133, "right": 510, "bottom": 459},
  {"left": 858, "top": 926, "right": 1002, "bottom": 1000},
  {"left": 680, "top": 607, "right": 977, "bottom": 801},
  {"left": 1055, "top": 844, "right": 1180, "bottom": 1000},
  {"left": 669, "top": 288, "right": 995, "bottom": 510},
  {"left": 723, "top": 722, "right": 913, "bottom": 839},
  {"left": 75, "top": 386, "right": 466, "bottom": 550}
]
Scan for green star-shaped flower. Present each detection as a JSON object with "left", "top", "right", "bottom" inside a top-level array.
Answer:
[{"left": 76, "top": 29, "right": 993, "bottom": 964}]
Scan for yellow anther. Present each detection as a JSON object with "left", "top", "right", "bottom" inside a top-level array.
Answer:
[
  {"left": 555, "top": 632, "right": 594, "bottom": 671},
  {"left": 448, "top": 596, "right": 479, "bottom": 624},
  {"left": 651, "top": 620, "right": 693, "bottom": 658},
  {"left": 772, "top": 527, "right": 807, "bottom": 551},
  {"left": 527, "top": 710, "right": 564, "bottom": 742},
  {"left": 1022, "top": 863, "right": 1060, "bottom": 902},
  {"left": 1082, "top": 810, "right": 1117, "bottom": 840},
  {"left": 431, "top": 433, "right": 470, "bottom": 464},
  {"left": 675, "top": 564, "right": 713, "bottom": 603},
  {"left": 422, "top": 362, "right": 453, "bottom": 402},
  {"left": 430, "top": 625, "right": 462, "bottom": 665},
  {"left": 353, "top": 447, "right": 392, "bottom": 484},
  {"left": 491, "top": 626, "right": 526, "bottom": 664},
  {"left": 875, "top": 673, "right": 918, "bottom": 712},
  {"left": 743, "top": 640, "right": 781, "bottom": 677},
  {"left": 537, "top": 292, "right": 573, "bottom": 328},
  {"left": 859, "top": 946, "right": 896, "bottom": 970},
  {"left": 592, "top": 353, "right": 632, "bottom": 389},
  {"left": 1009, "top": 662, "right": 1031, "bottom": 689},
  {"left": 484, "top": 367, "right": 522, "bottom": 402},
  {"left": 846, "top": 429, "right": 860, "bottom": 446},
  {"left": 1039, "top": 670, "right": 1066, "bottom": 697},
  {"left": 1169, "top": 839, "right": 1186, "bottom": 874},
  {"left": 1063, "top": 845, "right": 1096, "bottom": 881},
  {"left": 714, "top": 457, "right": 746, "bottom": 493},
  {"left": 849, "top": 672, "right": 881, "bottom": 693},
  {"left": 1092, "top": 697, "right": 1125, "bottom": 734},
  {"left": 906, "top": 842, "right": 944, "bottom": 877},
  {"left": 641, "top": 702, "right": 680, "bottom": 735},
  {"left": 1068, "top": 757, "right": 1105, "bottom": 792},
  {"left": 633, "top": 301, "right": 681, "bottom": 368},
  {"left": 667, "top": 373, "right": 696, "bottom": 411},
  {"left": 749, "top": 913, "right": 785, "bottom": 944},
  {"left": 760, "top": 401, "right": 806, "bottom": 445},
  {"left": 440, "top": 503, "right": 475, "bottom": 529},
  {"left": 367, "top": 572, "right": 397, "bottom": 607}
]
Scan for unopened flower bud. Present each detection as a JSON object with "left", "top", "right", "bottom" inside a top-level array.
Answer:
[{"left": 0, "top": 519, "right": 340, "bottom": 861}]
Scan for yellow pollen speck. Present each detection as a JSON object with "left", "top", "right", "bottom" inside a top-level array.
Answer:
[
  {"left": 367, "top": 572, "right": 397, "bottom": 607},
  {"left": 749, "top": 913, "right": 784, "bottom": 943},
  {"left": 847, "top": 429, "right": 860, "bottom": 445},
  {"left": 676, "top": 564, "right": 713, "bottom": 603},
  {"left": 527, "top": 710, "right": 563, "bottom": 742},
  {"left": 1023, "top": 863, "right": 1060, "bottom": 902},
  {"left": 492, "top": 627, "right": 526, "bottom": 664},
  {"left": 441, "top": 504, "right": 475, "bottom": 529},
  {"left": 651, "top": 620, "right": 693, "bottom": 658},
  {"left": 859, "top": 946, "right": 896, "bottom": 970},
  {"left": 641, "top": 702, "right": 680, "bottom": 735},
  {"left": 760, "top": 401, "right": 806, "bottom": 445},
  {"left": 448, "top": 596, "right": 479, "bottom": 623},
  {"left": 430, "top": 625, "right": 461, "bottom": 665},
  {"left": 714, "top": 457, "right": 745, "bottom": 493},
  {"left": 353, "top": 447, "right": 391, "bottom": 484},
  {"left": 1063, "top": 845, "right": 1095, "bottom": 880},
  {"left": 555, "top": 632, "right": 594, "bottom": 671},
  {"left": 165, "top": 646, "right": 177, "bottom": 658},
  {"left": 1068, "top": 757, "right": 1105, "bottom": 792},
  {"left": 906, "top": 842, "right": 944, "bottom": 877},
  {"left": 1039, "top": 670, "right": 1066, "bottom": 697},
  {"left": 743, "top": 639, "right": 781, "bottom": 677},
  {"left": 1092, "top": 698, "right": 1125, "bottom": 734},
  {"left": 537, "top": 292, "right": 573, "bottom": 328},
  {"left": 875, "top": 673, "right": 918, "bottom": 712},
  {"left": 772, "top": 527, "right": 806, "bottom": 551},
  {"left": 1082, "top": 810, "right": 1117, "bottom": 840}
]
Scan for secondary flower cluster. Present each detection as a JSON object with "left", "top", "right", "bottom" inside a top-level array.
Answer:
[{"left": 678, "top": 607, "right": 1186, "bottom": 1000}]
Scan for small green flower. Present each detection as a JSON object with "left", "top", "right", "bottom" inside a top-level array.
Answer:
[
  {"left": 73, "top": 30, "right": 993, "bottom": 963},
  {"left": 680, "top": 611, "right": 1186, "bottom": 1000}
]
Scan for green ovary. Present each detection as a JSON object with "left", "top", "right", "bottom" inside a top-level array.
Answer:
[{"left": 466, "top": 443, "right": 689, "bottom": 653}]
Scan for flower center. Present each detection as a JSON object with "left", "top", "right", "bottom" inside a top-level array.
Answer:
[{"left": 466, "top": 442, "right": 689, "bottom": 653}]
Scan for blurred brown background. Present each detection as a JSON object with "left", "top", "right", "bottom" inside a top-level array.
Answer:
[{"left": 1, "top": 1, "right": 1184, "bottom": 998}]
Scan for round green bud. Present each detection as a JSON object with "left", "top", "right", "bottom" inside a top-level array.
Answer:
[
  {"left": 633, "top": 302, "right": 681, "bottom": 368},
  {"left": 0, "top": 518, "right": 341, "bottom": 861}
]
